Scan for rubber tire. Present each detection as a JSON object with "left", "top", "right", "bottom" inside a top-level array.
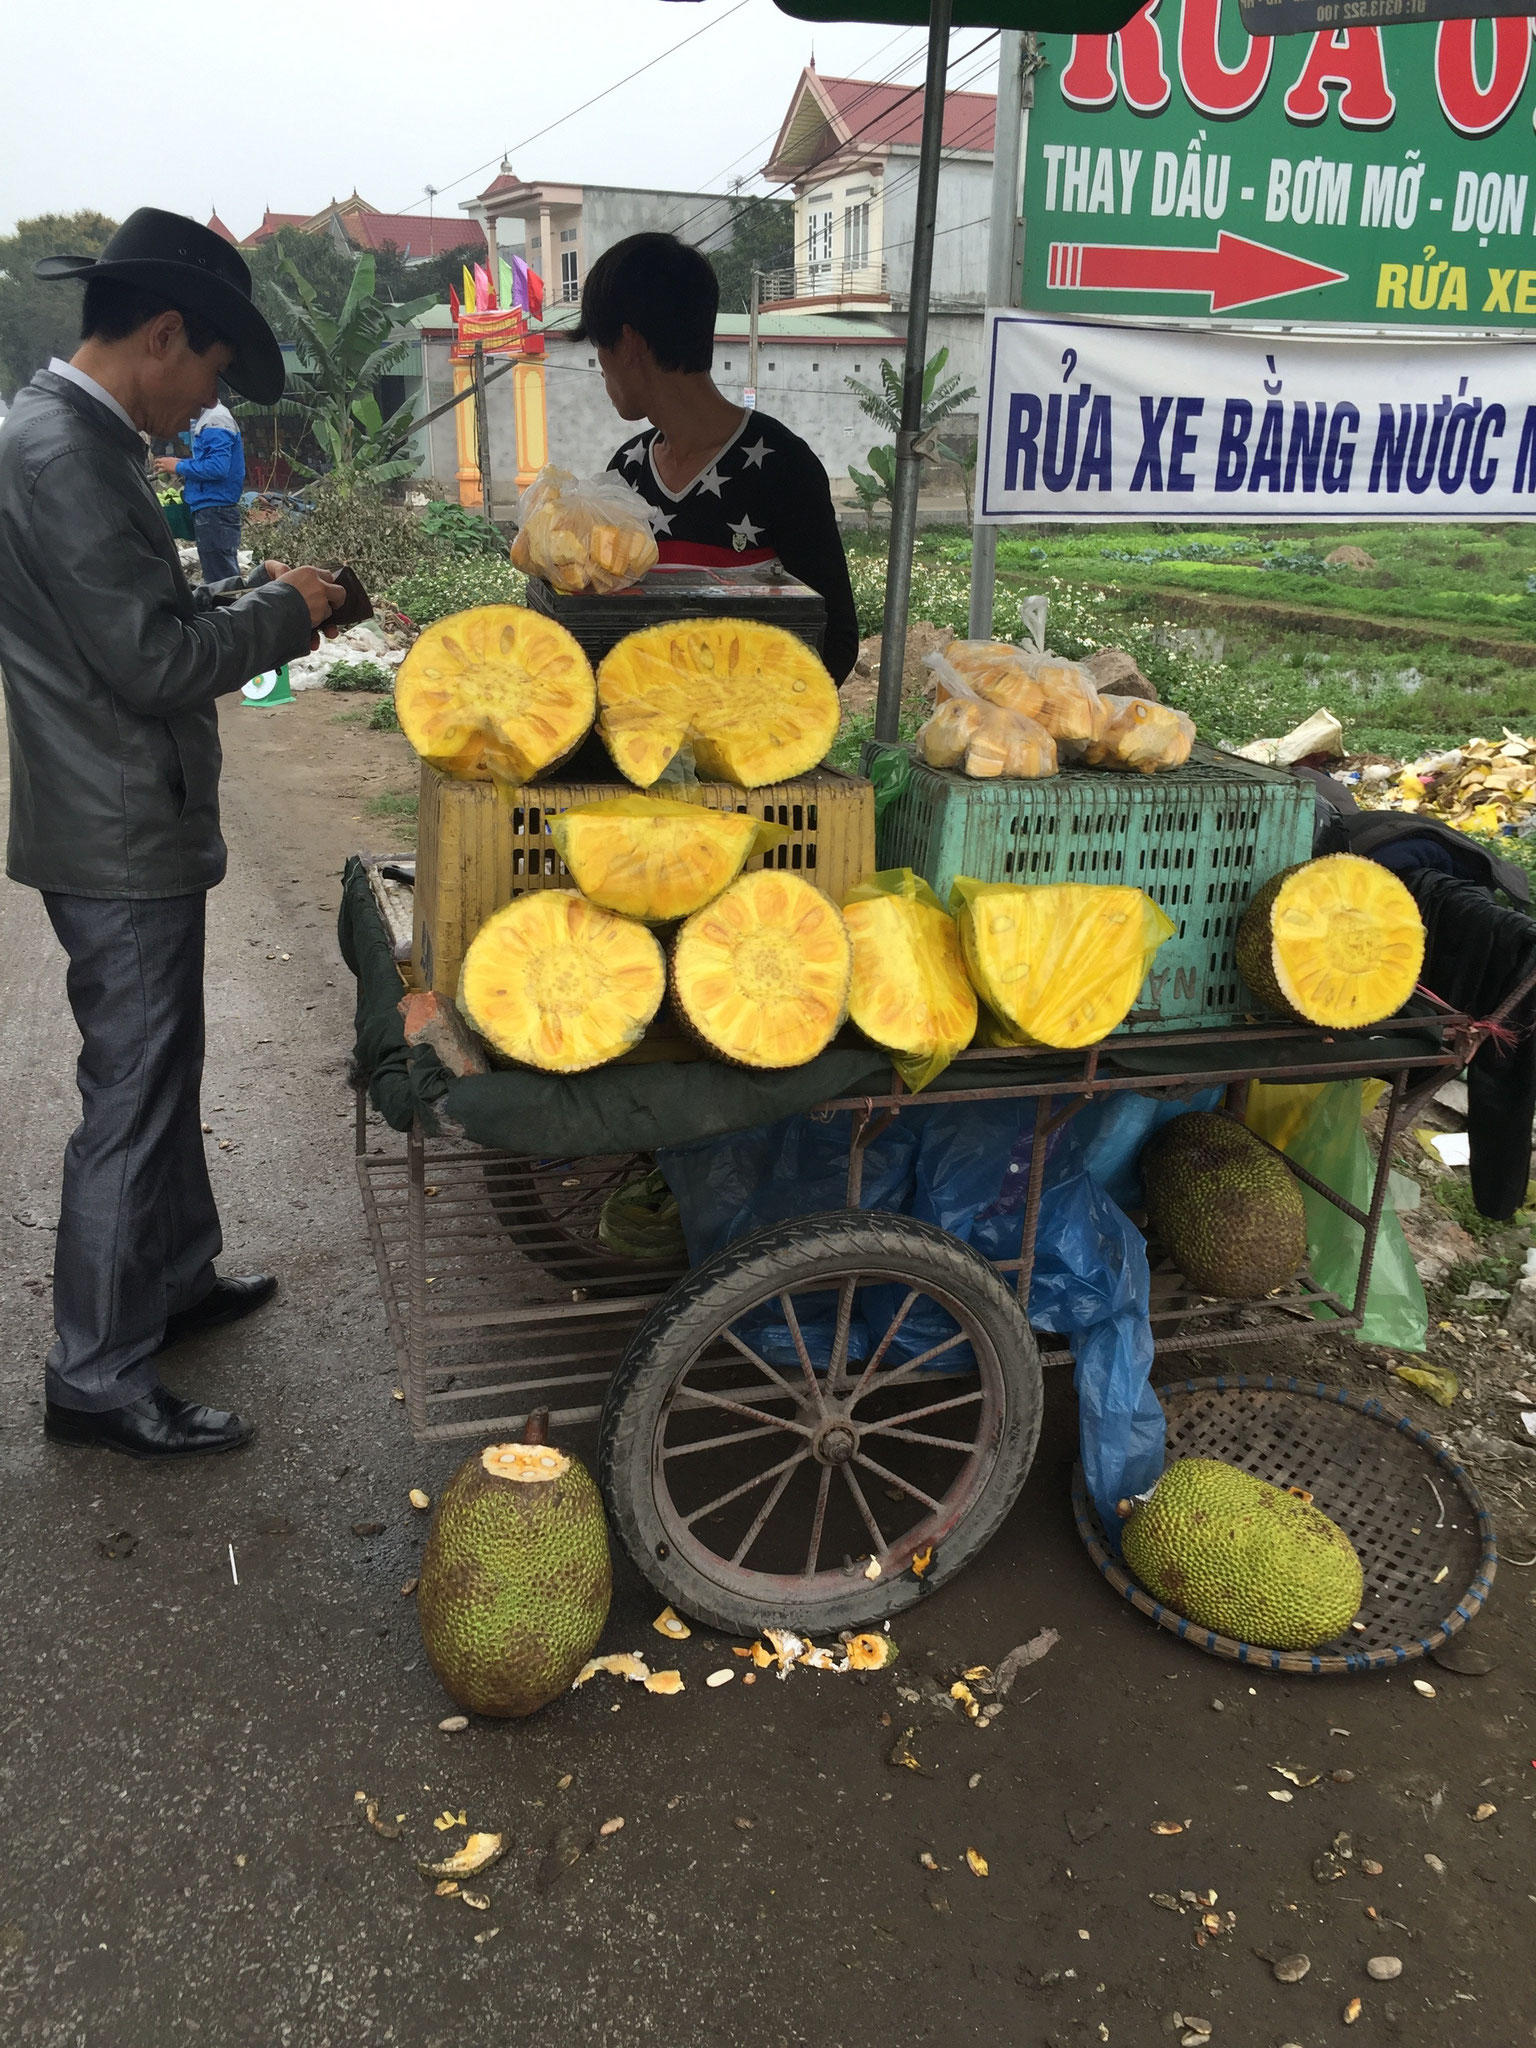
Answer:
[{"left": 598, "top": 1209, "right": 1043, "bottom": 1635}]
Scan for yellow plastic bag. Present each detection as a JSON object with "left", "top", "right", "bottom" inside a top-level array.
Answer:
[
  {"left": 933, "top": 643, "right": 1103, "bottom": 753},
  {"left": 509, "top": 465, "right": 659, "bottom": 595},
  {"left": 950, "top": 878, "right": 1175, "bottom": 1049},
  {"left": 1083, "top": 696, "right": 1195, "bottom": 774},
  {"left": 843, "top": 869, "right": 979, "bottom": 1091},
  {"left": 549, "top": 793, "right": 786, "bottom": 923}
]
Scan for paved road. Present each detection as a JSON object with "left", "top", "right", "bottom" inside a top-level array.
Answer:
[{"left": 0, "top": 699, "right": 1530, "bottom": 2048}]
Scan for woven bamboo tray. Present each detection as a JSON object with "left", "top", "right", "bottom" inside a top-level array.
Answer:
[{"left": 1072, "top": 1376, "right": 1498, "bottom": 1676}]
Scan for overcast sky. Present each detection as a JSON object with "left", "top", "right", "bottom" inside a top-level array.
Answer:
[{"left": 1, "top": 1, "right": 1000, "bottom": 243}]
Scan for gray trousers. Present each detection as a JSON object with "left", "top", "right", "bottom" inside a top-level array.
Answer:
[{"left": 43, "top": 891, "right": 221, "bottom": 1410}]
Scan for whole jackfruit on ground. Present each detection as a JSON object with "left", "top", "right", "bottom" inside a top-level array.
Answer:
[
  {"left": 417, "top": 1434, "right": 612, "bottom": 1716},
  {"left": 1121, "top": 1456, "right": 1363, "bottom": 1649},
  {"left": 1141, "top": 1111, "right": 1307, "bottom": 1299}
]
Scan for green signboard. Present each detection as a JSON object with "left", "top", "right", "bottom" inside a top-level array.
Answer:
[{"left": 1024, "top": 5, "right": 1536, "bottom": 326}]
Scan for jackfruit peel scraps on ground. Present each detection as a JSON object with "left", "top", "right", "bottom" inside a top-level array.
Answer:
[{"left": 1391, "top": 1362, "right": 1459, "bottom": 1406}]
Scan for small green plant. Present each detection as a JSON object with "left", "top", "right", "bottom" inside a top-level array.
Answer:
[
  {"left": 366, "top": 789, "right": 418, "bottom": 821},
  {"left": 251, "top": 475, "right": 433, "bottom": 590},
  {"left": 418, "top": 499, "right": 507, "bottom": 558},
  {"left": 848, "top": 445, "right": 896, "bottom": 532},
  {"left": 369, "top": 697, "right": 401, "bottom": 732},
  {"left": 845, "top": 346, "right": 976, "bottom": 436},
  {"left": 383, "top": 556, "right": 526, "bottom": 628},
  {"left": 323, "top": 658, "right": 393, "bottom": 692}
]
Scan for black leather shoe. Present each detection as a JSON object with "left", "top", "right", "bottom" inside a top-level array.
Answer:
[
  {"left": 45, "top": 1384, "right": 255, "bottom": 1459},
  {"left": 158, "top": 1273, "right": 278, "bottom": 1353}
]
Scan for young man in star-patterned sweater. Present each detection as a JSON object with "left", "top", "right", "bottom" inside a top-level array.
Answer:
[{"left": 575, "top": 231, "right": 859, "bottom": 684}]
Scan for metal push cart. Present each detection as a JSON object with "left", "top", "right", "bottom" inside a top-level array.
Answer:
[{"left": 349, "top": 862, "right": 1495, "bottom": 1635}]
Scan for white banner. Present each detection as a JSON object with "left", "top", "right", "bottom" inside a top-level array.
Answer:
[{"left": 979, "top": 313, "right": 1536, "bottom": 523}]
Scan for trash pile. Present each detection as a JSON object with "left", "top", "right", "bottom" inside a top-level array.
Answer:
[{"left": 1353, "top": 729, "right": 1536, "bottom": 837}]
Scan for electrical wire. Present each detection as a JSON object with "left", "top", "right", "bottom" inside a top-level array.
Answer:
[{"left": 387, "top": 0, "right": 752, "bottom": 218}]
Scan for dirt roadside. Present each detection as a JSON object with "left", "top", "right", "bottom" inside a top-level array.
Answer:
[{"left": 0, "top": 697, "right": 1530, "bottom": 2048}]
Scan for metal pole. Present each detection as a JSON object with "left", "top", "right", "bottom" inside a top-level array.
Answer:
[
  {"left": 748, "top": 267, "right": 760, "bottom": 405},
  {"left": 473, "top": 340, "right": 493, "bottom": 520},
  {"left": 968, "top": 29, "right": 1028, "bottom": 642},
  {"left": 874, "top": 0, "right": 955, "bottom": 744}
]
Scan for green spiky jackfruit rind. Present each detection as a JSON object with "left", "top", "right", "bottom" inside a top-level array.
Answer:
[
  {"left": 1141, "top": 1111, "right": 1307, "bottom": 1300},
  {"left": 1235, "top": 866, "right": 1305, "bottom": 1019},
  {"left": 1122, "top": 1456, "right": 1364, "bottom": 1650},
  {"left": 418, "top": 1446, "right": 612, "bottom": 1717}
]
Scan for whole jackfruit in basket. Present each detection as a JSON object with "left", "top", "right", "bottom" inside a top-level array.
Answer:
[
  {"left": 1236, "top": 854, "right": 1425, "bottom": 1030},
  {"left": 952, "top": 878, "right": 1175, "bottom": 1049},
  {"left": 843, "top": 869, "right": 978, "bottom": 1091},
  {"left": 916, "top": 695, "right": 1057, "bottom": 781},
  {"left": 671, "top": 869, "right": 852, "bottom": 1068},
  {"left": 395, "top": 605, "right": 596, "bottom": 784},
  {"left": 1083, "top": 695, "right": 1195, "bottom": 774},
  {"left": 549, "top": 794, "right": 785, "bottom": 924},
  {"left": 508, "top": 464, "right": 658, "bottom": 595},
  {"left": 597, "top": 618, "right": 841, "bottom": 788},
  {"left": 458, "top": 891, "right": 666, "bottom": 1072}
]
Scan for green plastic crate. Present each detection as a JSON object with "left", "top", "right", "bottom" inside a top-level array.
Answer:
[{"left": 863, "top": 741, "right": 1315, "bottom": 1033}]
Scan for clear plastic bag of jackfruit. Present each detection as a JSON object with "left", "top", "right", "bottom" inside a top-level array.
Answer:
[
  {"left": 508, "top": 464, "right": 660, "bottom": 595},
  {"left": 843, "top": 868, "right": 979, "bottom": 1092},
  {"left": 950, "top": 876, "right": 1175, "bottom": 1049},
  {"left": 915, "top": 669, "right": 1057, "bottom": 780},
  {"left": 549, "top": 792, "right": 787, "bottom": 923},
  {"left": 1083, "top": 694, "right": 1195, "bottom": 775},
  {"left": 933, "top": 643, "right": 1103, "bottom": 756}
]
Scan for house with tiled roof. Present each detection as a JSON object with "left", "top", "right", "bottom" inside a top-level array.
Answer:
[{"left": 219, "top": 196, "right": 485, "bottom": 262}]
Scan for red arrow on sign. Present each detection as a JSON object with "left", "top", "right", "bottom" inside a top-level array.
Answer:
[{"left": 1048, "top": 234, "right": 1347, "bottom": 313}]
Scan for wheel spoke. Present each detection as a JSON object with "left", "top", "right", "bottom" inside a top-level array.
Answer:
[
  {"left": 779, "top": 1294, "right": 829, "bottom": 1415},
  {"left": 683, "top": 1446, "right": 811, "bottom": 1528},
  {"left": 718, "top": 1324, "right": 807, "bottom": 1405},
  {"left": 852, "top": 1450, "right": 942, "bottom": 1512},
  {"left": 847, "top": 1289, "right": 919, "bottom": 1404},
  {"left": 848, "top": 1328, "right": 970, "bottom": 1401},
  {"left": 662, "top": 1421, "right": 792, "bottom": 1461},
  {"left": 827, "top": 1275, "right": 860, "bottom": 1391},
  {"left": 860, "top": 1421, "right": 979, "bottom": 1454},
  {"left": 730, "top": 1461, "right": 800, "bottom": 1566},
  {"left": 863, "top": 1388, "right": 984, "bottom": 1430},
  {"left": 672, "top": 1388, "right": 812, "bottom": 1437},
  {"left": 803, "top": 1463, "right": 833, "bottom": 1578},
  {"left": 839, "top": 1461, "right": 886, "bottom": 1553}
]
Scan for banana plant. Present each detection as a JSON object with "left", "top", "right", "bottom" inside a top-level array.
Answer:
[
  {"left": 848, "top": 443, "right": 897, "bottom": 531},
  {"left": 245, "top": 251, "right": 435, "bottom": 483},
  {"left": 844, "top": 346, "right": 977, "bottom": 436}
]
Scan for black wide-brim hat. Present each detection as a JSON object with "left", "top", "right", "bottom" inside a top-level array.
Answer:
[{"left": 36, "top": 207, "right": 284, "bottom": 405}]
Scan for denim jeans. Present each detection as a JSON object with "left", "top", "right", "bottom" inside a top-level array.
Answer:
[{"left": 192, "top": 502, "right": 242, "bottom": 584}]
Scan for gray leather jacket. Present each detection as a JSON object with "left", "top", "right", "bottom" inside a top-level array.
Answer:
[{"left": 0, "top": 370, "right": 313, "bottom": 898}]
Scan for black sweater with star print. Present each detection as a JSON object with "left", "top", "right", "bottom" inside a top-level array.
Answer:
[{"left": 606, "top": 410, "right": 859, "bottom": 685}]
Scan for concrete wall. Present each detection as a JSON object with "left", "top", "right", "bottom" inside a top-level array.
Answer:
[
  {"left": 580, "top": 185, "right": 738, "bottom": 264},
  {"left": 881, "top": 150, "right": 992, "bottom": 312}
]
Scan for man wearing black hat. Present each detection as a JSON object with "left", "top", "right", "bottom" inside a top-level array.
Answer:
[{"left": 0, "top": 209, "right": 343, "bottom": 1459}]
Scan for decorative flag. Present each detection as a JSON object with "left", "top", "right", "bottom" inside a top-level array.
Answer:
[
  {"left": 473, "top": 262, "right": 494, "bottom": 311},
  {"left": 498, "top": 257, "right": 515, "bottom": 316},
  {"left": 462, "top": 264, "right": 477, "bottom": 315},
  {"left": 448, "top": 283, "right": 461, "bottom": 324},
  {"left": 512, "top": 254, "right": 544, "bottom": 322}
]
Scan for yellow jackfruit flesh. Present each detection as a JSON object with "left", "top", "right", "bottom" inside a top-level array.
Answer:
[
  {"left": 952, "top": 880, "right": 1174, "bottom": 1049},
  {"left": 1236, "top": 855, "right": 1425, "bottom": 1030},
  {"left": 1120, "top": 1457, "right": 1364, "bottom": 1650},
  {"left": 671, "top": 869, "right": 852, "bottom": 1068},
  {"left": 458, "top": 891, "right": 665, "bottom": 1072},
  {"left": 597, "top": 618, "right": 840, "bottom": 788},
  {"left": 843, "top": 871, "right": 977, "bottom": 1090},
  {"left": 1083, "top": 696, "right": 1195, "bottom": 775},
  {"left": 395, "top": 605, "right": 595, "bottom": 783},
  {"left": 549, "top": 794, "right": 771, "bottom": 923}
]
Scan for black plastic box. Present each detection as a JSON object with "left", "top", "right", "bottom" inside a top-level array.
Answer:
[{"left": 524, "top": 565, "right": 827, "bottom": 667}]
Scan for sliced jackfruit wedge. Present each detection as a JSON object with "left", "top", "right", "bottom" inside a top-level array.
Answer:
[
  {"left": 597, "top": 618, "right": 840, "bottom": 788},
  {"left": 549, "top": 794, "right": 771, "bottom": 923},
  {"left": 458, "top": 892, "right": 665, "bottom": 1073},
  {"left": 953, "top": 880, "right": 1175, "bottom": 1050},
  {"left": 843, "top": 872, "right": 977, "bottom": 1091},
  {"left": 1236, "top": 855, "right": 1424, "bottom": 1030},
  {"left": 395, "top": 605, "right": 595, "bottom": 783},
  {"left": 671, "top": 870, "right": 852, "bottom": 1068}
]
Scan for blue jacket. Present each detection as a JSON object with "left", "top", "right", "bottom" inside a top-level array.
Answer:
[{"left": 176, "top": 401, "right": 245, "bottom": 510}]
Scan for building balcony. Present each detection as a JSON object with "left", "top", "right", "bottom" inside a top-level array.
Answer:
[{"left": 757, "top": 261, "right": 890, "bottom": 311}]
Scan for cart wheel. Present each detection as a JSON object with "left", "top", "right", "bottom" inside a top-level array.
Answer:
[
  {"left": 482, "top": 1153, "right": 674, "bottom": 1282},
  {"left": 599, "top": 1210, "right": 1042, "bottom": 1636}
]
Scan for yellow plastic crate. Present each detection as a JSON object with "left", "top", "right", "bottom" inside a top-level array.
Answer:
[{"left": 413, "top": 762, "right": 875, "bottom": 997}]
